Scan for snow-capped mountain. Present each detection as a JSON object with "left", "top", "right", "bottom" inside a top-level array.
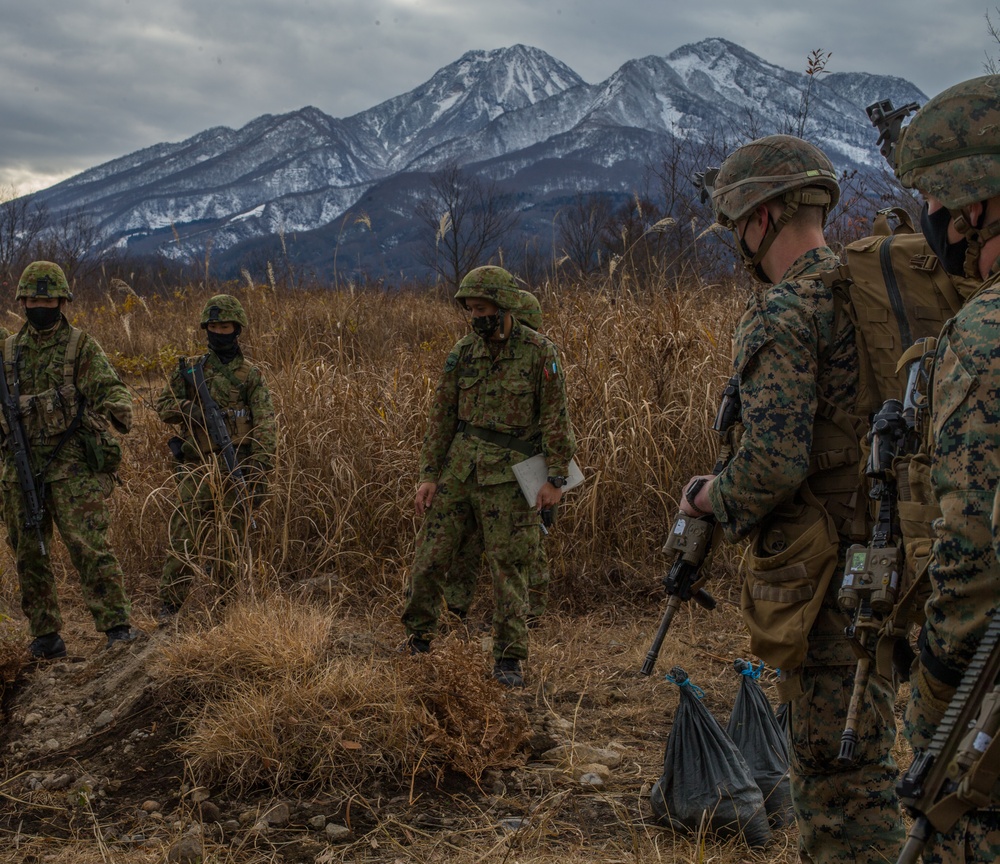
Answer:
[{"left": 30, "top": 39, "right": 926, "bottom": 279}]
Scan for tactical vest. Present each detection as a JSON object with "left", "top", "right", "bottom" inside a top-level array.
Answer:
[{"left": 0, "top": 327, "right": 85, "bottom": 446}]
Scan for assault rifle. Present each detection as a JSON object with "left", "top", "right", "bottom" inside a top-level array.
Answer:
[
  {"left": 181, "top": 358, "right": 257, "bottom": 528},
  {"left": 895, "top": 615, "right": 1000, "bottom": 864},
  {"left": 0, "top": 347, "right": 46, "bottom": 556},
  {"left": 866, "top": 98, "right": 920, "bottom": 165},
  {"left": 641, "top": 374, "right": 741, "bottom": 676},
  {"left": 836, "top": 397, "right": 909, "bottom": 763}
]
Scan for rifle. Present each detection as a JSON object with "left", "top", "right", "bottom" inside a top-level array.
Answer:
[
  {"left": 641, "top": 374, "right": 741, "bottom": 676},
  {"left": 895, "top": 615, "right": 1000, "bottom": 864},
  {"left": 0, "top": 346, "right": 46, "bottom": 556},
  {"left": 836, "top": 396, "right": 909, "bottom": 763},
  {"left": 866, "top": 98, "right": 920, "bottom": 166},
  {"left": 181, "top": 358, "right": 257, "bottom": 527},
  {"left": 837, "top": 349, "right": 931, "bottom": 763}
]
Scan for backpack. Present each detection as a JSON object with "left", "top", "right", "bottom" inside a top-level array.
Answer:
[{"left": 819, "top": 208, "right": 968, "bottom": 680}]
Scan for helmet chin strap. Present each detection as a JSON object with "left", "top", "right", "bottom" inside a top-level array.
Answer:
[
  {"left": 736, "top": 187, "right": 833, "bottom": 284},
  {"left": 952, "top": 204, "right": 1000, "bottom": 279}
]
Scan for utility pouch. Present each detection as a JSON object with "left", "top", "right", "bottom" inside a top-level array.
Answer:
[
  {"left": 82, "top": 430, "right": 122, "bottom": 475},
  {"left": 741, "top": 491, "right": 840, "bottom": 674}
]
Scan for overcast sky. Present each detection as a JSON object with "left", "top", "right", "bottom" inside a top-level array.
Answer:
[{"left": 1, "top": 1, "right": 995, "bottom": 192}]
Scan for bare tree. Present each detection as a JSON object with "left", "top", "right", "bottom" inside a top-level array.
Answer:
[
  {"left": 31, "top": 208, "right": 108, "bottom": 286},
  {"left": 985, "top": 7, "right": 1000, "bottom": 74},
  {"left": 416, "top": 162, "right": 520, "bottom": 290},
  {"left": 796, "top": 49, "right": 833, "bottom": 139},
  {"left": 556, "top": 193, "right": 613, "bottom": 276},
  {"left": 0, "top": 188, "right": 49, "bottom": 284}
]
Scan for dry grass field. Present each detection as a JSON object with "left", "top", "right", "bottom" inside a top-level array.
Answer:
[{"left": 0, "top": 271, "right": 898, "bottom": 864}]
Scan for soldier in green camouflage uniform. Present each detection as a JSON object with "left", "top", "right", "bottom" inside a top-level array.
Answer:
[
  {"left": 1, "top": 261, "right": 135, "bottom": 660},
  {"left": 442, "top": 290, "right": 552, "bottom": 622},
  {"left": 402, "top": 267, "right": 575, "bottom": 687},
  {"left": 893, "top": 75, "right": 1000, "bottom": 863},
  {"left": 681, "top": 137, "right": 903, "bottom": 862},
  {"left": 156, "top": 295, "right": 276, "bottom": 615}
]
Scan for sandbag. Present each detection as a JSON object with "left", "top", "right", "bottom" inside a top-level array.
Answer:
[
  {"left": 725, "top": 659, "right": 794, "bottom": 827},
  {"left": 650, "top": 666, "right": 771, "bottom": 848}
]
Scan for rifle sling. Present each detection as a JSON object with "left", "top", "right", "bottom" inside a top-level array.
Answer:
[{"left": 455, "top": 420, "right": 538, "bottom": 457}]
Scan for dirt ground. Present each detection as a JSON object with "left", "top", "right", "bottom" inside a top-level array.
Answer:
[{"left": 0, "top": 574, "right": 805, "bottom": 864}]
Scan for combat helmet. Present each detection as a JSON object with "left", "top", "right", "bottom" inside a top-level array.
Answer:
[
  {"left": 200, "top": 294, "right": 248, "bottom": 329},
  {"left": 711, "top": 135, "right": 840, "bottom": 280},
  {"left": 513, "top": 290, "right": 542, "bottom": 330},
  {"left": 895, "top": 75, "right": 1000, "bottom": 210},
  {"left": 454, "top": 266, "right": 523, "bottom": 311},
  {"left": 17, "top": 261, "right": 73, "bottom": 301}
]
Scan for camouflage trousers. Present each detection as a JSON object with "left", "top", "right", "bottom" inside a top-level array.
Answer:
[
  {"left": 442, "top": 506, "right": 550, "bottom": 619},
  {"left": 919, "top": 811, "right": 1000, "bottom": 863},
  {"left": 786, "top": 608, "right": 904, "bottom": 863},
  {"left": 402, "top": 472, "right": 539, "bottom": 661},
  {"left": 2, "top": 473, "right": 130, "bottom": 636},
  {"left": 160, "top": 465, "right": 251, "bottom": 607}
]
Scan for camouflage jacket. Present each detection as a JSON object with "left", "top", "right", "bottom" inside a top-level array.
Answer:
[
  {"left": 708, "top": 247, "right": 861, "bottom": 542},
  {"left": 156, "top": 351, "right": 276, "bottom": 472},
  {"left": 921, "top": 268, "right": 1000, "bottom": 680},
  {"left": 419, "top": 319, "right": 576, "bottom": 487},
  {"left": 0, "top": 317, "right": 132, "bottom": 483}
]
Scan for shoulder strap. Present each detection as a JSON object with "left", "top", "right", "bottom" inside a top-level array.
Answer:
[
  {"left": 63, "top": 326, "right": 85, "bottom": 388},
  {"left": 2, "top": 334, "right": 15, "bottom": 386},
  {"left": 208, "top": 355, "right": 251, "bottom": 395}
]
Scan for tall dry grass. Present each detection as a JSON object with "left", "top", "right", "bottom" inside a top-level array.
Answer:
[{"left": 36, "top": 273, "right": 745, "bottom": 616}]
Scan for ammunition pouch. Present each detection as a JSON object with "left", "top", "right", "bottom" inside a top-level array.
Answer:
[{"left": 742, "top": 488, "right": 840, "bottom": 687}]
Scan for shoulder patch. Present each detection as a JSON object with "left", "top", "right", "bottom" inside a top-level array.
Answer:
[{"left": 444, "top": 352, "right": 459, "bottom": 373}]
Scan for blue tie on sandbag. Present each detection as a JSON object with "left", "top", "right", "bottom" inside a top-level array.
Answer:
[{"left": 725, "top": 658, "right": 794, "bottom": 827}]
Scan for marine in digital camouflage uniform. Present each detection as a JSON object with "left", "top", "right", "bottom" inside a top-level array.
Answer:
[
  {"left": 442, "top": 289, "right": 553, "bottom": 622},
  {"left": 1, "top": 261, "right": 136, "bottom": 660},
  {"left": 156, "top": 294, "right": 276, "bottom": 615},
  {"left": 402, "top": 267, "right": 575, "bottom": 687},
  {"left": 681, "top": 137, "right": 903, "bottom": 862},
  {"left": 893, "top": 75, "right": 1000, "bottom": 864}
]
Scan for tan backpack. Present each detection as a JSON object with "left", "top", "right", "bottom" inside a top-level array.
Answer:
[{"left": 821, "top": 209, "right": 969, "bottom": 680}]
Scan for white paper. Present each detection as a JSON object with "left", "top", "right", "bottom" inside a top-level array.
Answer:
[{"left": 511, "top": 455, "right": 585, "bottom": 507}]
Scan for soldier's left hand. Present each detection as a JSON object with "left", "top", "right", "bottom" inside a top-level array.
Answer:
[
  {"left": 536, "top": 482, "right": 563, "bottom": 510},
  {"left": 679, "top": 474, "right": 716, "bottom": 517}
]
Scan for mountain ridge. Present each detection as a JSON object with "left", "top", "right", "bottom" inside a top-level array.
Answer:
[{"left": 30, "top": 38, "right": 927, "bottom": 280}]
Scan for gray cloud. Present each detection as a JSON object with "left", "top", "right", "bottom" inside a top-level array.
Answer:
[{"left": 0, "top": 0, "right": 994, "bottom": 190}]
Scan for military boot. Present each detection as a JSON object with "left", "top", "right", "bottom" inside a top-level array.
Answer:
[
  {"left": 29, "top": 632, "right": 67, "bottom": 661},
  {"left": 105, "top": 625, "right": 139, "bottom": 649},
  {"left": 399, "top": 636, "right": 431, "bottom": 656},
  {"left": 492, "top": 658, "right": 524, "bottom": 688}
]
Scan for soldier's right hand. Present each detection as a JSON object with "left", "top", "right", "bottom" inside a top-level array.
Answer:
[
  {"left": 415, "top": 482, "right": 437, "bottom": 516},
  {"left": 180, "top": 399, "right": 204, "bottom": 427}
]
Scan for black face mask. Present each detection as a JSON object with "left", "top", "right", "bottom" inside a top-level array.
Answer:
[
  {"left": 920, "top": 203, "right": 969, "bottom": 277},
  {"left": 25, "top": 306, "right": 62, "bottom": 331},
  {"left": 471, "top": 313, "right": 503, "bottom": 340},
  {"left": 207, "top": 330, "right": 240, "bottom": 362}
]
